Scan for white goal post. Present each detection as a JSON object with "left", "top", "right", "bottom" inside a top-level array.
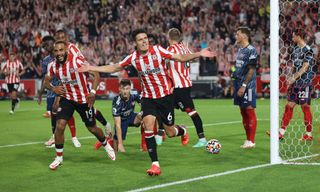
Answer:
[
  {"left": 270, "top": 0, "right": 282, "bottom": 164},
  {"left": 270, "top": 0, "right": 320, "bottom": 165}
]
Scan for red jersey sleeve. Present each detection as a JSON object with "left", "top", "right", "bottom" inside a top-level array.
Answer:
[
  {"left": 167, "top": 46, "right": 176, "bottom": 53},
  {"left": 119, "top": 54, "right": 133, "bottom": 68},
  {"left": 158, "top": 45, "right": 173, "bottom": 59}
]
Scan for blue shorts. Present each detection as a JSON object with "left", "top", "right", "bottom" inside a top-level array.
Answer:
[
  {"left": 46, "top": 96, "right": 56, "bottom": 111},
  {"left": 114, "top": 112, "right": 138, "bottom": 140},
  {"left": 287, "top": 84, "right": 312, "bottom": 105},
  {"left": 233, "top": 81, "right": 256, "bottom": 108}
]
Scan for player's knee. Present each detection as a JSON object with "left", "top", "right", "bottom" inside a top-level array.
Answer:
[
  {"left": 165, "top": 128, "right": 176, "bottom": 138},
  {"left": 86, "top": 125, "right": 98, "bottom": 133},
  {"left": 56, "top": 120, "right": 67, "bottom": 132},
  {"left": 285, "top": 103, "right": 295, "bottom": 109}
]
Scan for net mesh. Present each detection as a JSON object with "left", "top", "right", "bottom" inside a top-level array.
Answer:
[{"left": 279, "top": 0, "right": 320, "bottom": 164}]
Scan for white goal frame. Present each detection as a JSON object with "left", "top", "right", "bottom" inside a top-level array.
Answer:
[{"left": 270, "top": 0, "right": 319, "bottom": 165}]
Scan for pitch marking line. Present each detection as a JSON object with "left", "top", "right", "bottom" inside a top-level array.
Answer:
[
  {"left": 127, "top": 163, "right": 273, "bottom": 192},
  {"left": 128, "top": 152, "right": 320, "bottom": 192},
  {"left": 0, "top": 119, "right": 269, "bottom": 149}
]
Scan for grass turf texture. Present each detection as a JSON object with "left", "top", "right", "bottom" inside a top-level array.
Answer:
[{"left": 0, "top": 99, "right": 319, "bottom": 192}]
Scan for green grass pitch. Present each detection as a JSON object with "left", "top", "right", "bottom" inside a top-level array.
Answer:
[{"left": 0, "top": 99, "right": 319, "bottom": 192}]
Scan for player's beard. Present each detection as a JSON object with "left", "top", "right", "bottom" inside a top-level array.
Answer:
[{"left": 56, "top": 53, "right": 67, "bottom": 65}]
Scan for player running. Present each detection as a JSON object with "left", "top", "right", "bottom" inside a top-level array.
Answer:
[
  {"left": 38, "top": 35, "right": 81, "bottom": 148},
  {"left": 44, "top": 41, "right": 115, "bottom": 170},
  {"left": 1, "top": 52, "right": 25, "bottom": 114},
  {"left": 78, "top": 29, "right": 216, "bottom": 176}
]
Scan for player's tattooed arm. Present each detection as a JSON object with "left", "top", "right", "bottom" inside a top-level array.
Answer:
[
  {"left": 243, "top": 65, "right": 255, "bottom": 85},
  {"left": 287, "top": 62, "right": 309, "bottom": 86},
  {"left": 237, "top": 65, "right": 255, "bottom": 97}
]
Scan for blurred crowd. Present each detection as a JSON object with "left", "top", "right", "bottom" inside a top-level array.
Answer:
[
  {"left": 279, "top": 0, "right": 320, "bottom": 75},
  {"left": 0, "top": 0, "right": 270, "bottom": 79}
]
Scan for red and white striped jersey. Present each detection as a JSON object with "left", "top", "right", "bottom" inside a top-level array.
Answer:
[
  {"left": 119, "top": 45, "right": 174, "bottom": 99},
  {"left": 67, "top": 42, "right": 84, "bottom": 58},
  {"left": 47, "top": 55, "right": 90, "bottom": 104},
  {"left": 168, "top": 43, "right": 192, "bottom": 88},
  {"left": 1, "top": 60, "right": 24, "bottom": 84}
]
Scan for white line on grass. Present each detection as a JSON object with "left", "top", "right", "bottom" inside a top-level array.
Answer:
[
  {"left": 128, "top": 152, "right": 320, "bottom": 192},
  {"left": 0, "top": 108, "right": 44, "bottom": 112},
  {"left": 127, "top": 163, "right": 273, "bottom": 192},
  {"left": 0, "top": 119, "right": 270, "bottom": 149}
]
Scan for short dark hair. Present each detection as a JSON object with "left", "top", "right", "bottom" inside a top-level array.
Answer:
[
  {"left": 237, "top": 27, "right": 251, "bottom": 39},
  {"left": 168, "top": 28, "right": 182, "bottom": 42},
  {"left": 131, "top": 29, "right": 147, "bottom": 41},
  {"left": 54, "top": 40, "right": 67, "bottom": 46},
  {"left": 42, "top": 35, "right": 55, "bottom": 42},
  {"left": 293, "top": 28, "right": 306, "bottom": 39},
  {"left": 119, "top": 79, "right": 131, "bottom": 87},
  {"left": 147, "top": 33, "right": 159, "bottom": 45}
]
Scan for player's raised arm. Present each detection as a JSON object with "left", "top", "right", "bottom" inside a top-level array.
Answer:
[
  {"left": 78, "top": 63, "right": 123, "bottom": 74},
  {"left": 171, "top": 47, "right": 216, "bottom": 62}
]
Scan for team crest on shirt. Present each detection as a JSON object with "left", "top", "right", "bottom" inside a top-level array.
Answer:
[
  {"left": 69, "top": 68, "right": 75, "bottom": 73},
  {"left": 152, "top": 55, "right": 158, "bottom": 60}
]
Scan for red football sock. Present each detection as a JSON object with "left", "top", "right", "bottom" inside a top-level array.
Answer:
[
  {"left": 240, "top": 108, "right": 250, "bottom": 140},
  {"left": 302, "top": 105, "right": 312, "bottom": 132},
  {"left": 55, "top": 144, "right": 64, "bottom": 157},
  {"left": 281, "top": 104, "right": 294, "bottom": 130},
  {"left": 67, "top": 116, "right": 76, "bottom": 137},
  {"left": 246, "top": 108, "right": 257, "bottom": 143}
]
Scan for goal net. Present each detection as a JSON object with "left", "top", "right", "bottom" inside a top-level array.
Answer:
[{"left": 274, "top": 0, "right": 320, "bottom": 165}]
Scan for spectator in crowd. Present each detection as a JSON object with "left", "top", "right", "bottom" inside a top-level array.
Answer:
[{"left": 0, "top": 0, "right": 271, "bottom": 81}]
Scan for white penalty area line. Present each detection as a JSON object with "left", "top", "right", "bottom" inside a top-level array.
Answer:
[
  {"left": 0, "top": 119, "right": 269, "bottom": 149},
  {"left": 127, "top": 154, "right": 320, "bottom": 192},
  {"left": 127, "top": 163, "right": 273, "bottom": 192}
]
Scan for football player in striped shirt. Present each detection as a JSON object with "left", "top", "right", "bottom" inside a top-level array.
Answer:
[
  {"left": 1, "top": 52, "right": 25, "bottom": 114},
  {"left": 166, "top": 28, "right": 207, "bottom": 147},
  {"left": 44, "top": 41, "right": 115, "bottom": 170},
  {"left": 38, "top": 36, "right": 81, "bottom": 148},
  {"left": 78, "top": 29, "right": 216, "bottom": 176}
]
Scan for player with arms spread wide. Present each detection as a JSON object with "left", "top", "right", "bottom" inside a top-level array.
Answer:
[{"left": 78, "top": 29, "right": 216, "bottom": 176}]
